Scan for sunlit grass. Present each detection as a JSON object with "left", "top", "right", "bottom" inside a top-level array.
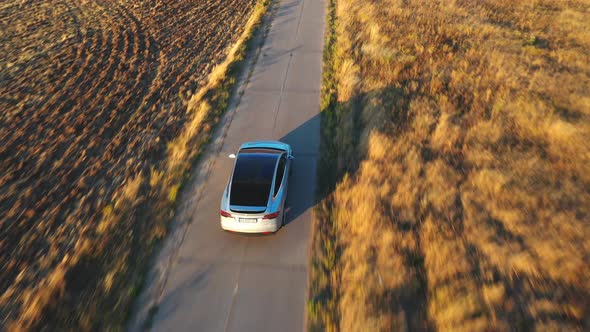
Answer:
[{"left": 311, "top": 0, "right": 590, "bottom": 330}]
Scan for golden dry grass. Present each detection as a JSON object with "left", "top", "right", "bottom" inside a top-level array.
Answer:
[
  {"left": 0, "top": 0, "right": 269, "bottom": 330},
  {"left": 310, "top": 0, "right": 590, "bottom": 331}
]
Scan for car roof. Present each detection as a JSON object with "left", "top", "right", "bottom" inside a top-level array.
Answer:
[
  {"left": 229, "top": 152, "right": 280, "bottom": 207},
  {"left": 233, "top": 153, "right": 280, "bottom": 182}
]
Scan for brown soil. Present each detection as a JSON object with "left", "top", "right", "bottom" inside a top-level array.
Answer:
[{"left": 0, "top": 0, "right": 259, "bottom": 329}]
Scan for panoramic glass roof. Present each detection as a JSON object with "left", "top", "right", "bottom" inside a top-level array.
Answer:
[{"left": 230, "top": 153, "right": 279, "bottom": 207}]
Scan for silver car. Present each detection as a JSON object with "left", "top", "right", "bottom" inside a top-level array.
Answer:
[{"left": 220, "top": 141, "right": 294, "bottom": 233}]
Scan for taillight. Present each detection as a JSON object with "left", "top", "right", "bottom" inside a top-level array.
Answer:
[
  {"left": 220, "top": 210, "right": 232, "bottom": 217},
  {"left": 263, "top": 211, "right": 280, "bottom": 219}
]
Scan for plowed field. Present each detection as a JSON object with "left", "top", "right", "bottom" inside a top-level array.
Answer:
[{"left": 0, "top": 0, "right": 258, "bottom": 328}]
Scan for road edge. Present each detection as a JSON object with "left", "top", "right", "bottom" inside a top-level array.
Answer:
[{"left": 307, "top": 0, "right": 339, "bottom": 330}]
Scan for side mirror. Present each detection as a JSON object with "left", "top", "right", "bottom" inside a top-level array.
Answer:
[
  {"left": 228, "top": 153, "right": 236, "bottom": 159},
  {"left": 287, "top": 155, "right": 295, "bottom": 160}
]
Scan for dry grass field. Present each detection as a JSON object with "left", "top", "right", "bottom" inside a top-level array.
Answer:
[
  {"left": 0, "top": 0, "right": 268, "bottom": 329},
  {"left": 310, "top": 0, "right": 590, "bottom": 331}
]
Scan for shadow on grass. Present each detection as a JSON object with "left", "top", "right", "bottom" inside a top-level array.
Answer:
[{"left": 306, "top": 81, "right": 433, "bottom": 331}]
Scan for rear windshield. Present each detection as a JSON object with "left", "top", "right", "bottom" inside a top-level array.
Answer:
[{"left": 230, "top": 153, "right": 278, "bottom": 207}]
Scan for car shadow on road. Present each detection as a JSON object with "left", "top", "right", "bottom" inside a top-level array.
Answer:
[{"left": 278, "top": 111, "right": 321, "bottom": 226}]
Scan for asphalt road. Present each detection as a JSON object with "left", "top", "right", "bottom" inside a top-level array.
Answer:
[{"left": 144, "top": 0, "right": 325, "bottom": 330}]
